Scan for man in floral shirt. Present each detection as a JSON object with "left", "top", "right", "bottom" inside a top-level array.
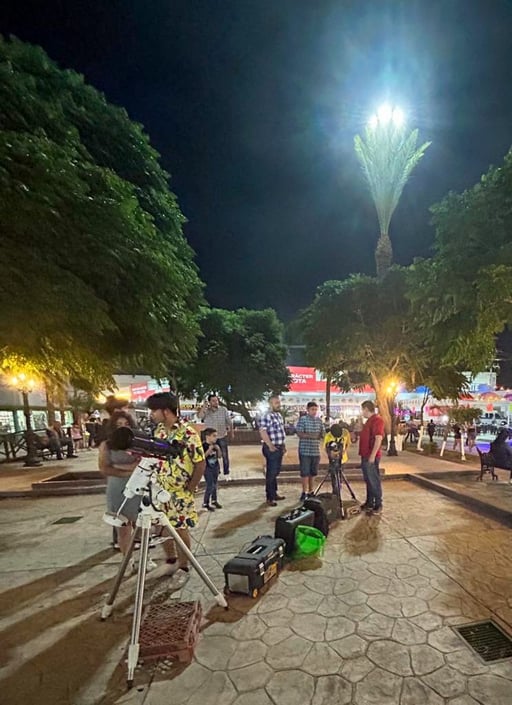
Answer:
[{"left": 147, "top": 392, "right": 205, "bottom": 589}]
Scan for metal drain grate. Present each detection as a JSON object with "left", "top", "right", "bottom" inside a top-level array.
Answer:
[
  {"left": 455, "top": 620, "right": 512, "bottom": 662},
  {"left": 52, "top": 516, "right": 83, "bottom": 524}
]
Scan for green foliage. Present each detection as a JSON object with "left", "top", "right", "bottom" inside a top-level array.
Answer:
[
  {"left": 409, "top": 149, "right": 512, "bottom": 374},
  {"left": 301, "top": 269, "right": 466, "bottom": 413},
  {"left": 354, "top": 122, "right": 430, "bottom": 277},
  {"left": 0, "top": 37, "right": 203, "bottom": 390},
  {"left": 181, "top": 308, "right": 291, "bottom": 419},
  {"left": 448, "top": 407, "right": 481, "bottom": 425}
]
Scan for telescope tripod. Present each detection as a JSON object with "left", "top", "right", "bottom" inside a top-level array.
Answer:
[
  {"left": 314, "top": 459, "right": 360, "bottom": 519},
  {"left": 101, "top": 490, "right": 228, "bottom": 688}
]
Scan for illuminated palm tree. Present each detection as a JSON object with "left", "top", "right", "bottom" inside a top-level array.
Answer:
[{"left": 354, "top": 105, "right": 431, "bottom": 279}]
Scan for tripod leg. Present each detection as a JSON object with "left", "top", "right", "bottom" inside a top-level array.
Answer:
[
  {"left": 160, "top": 515, "right": 228, "bottom": 608},
  {"left": 127, "top": 519, "right": 151, "bottom": 688},
  {"left": 334, "top": 466, "right": 346, "bottom": 519},
  {"left": 313, "top": 472, "right": 328, "bottom": 496},
  {"left": 101, "top": 527, "right": 138, "bottom": 620},
  {"left": 340, "top": 471, "right": 359, "bottom": 502}
]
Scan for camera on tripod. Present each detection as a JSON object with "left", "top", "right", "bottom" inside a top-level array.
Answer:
[
  {"left": 326, "top": 439, "right": 343, "bottom": 455},
  {"left": 109, "top": 426, "right": 186, "bottom": 459}
]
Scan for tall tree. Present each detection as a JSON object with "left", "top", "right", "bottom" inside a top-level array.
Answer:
[
  {"left": 302, "top": 269, "right": 465, "bottom": 432},
  {"left": 409, "top": 148, "right": 512, "bottom": 375},
  {"left": 181, "top": 308, "right": 291, "bottom": 421},
  {"left": 354, "top": 106, "right": 431, "bottom": 278},
  {"left": 0, "top": 37, "right": 203, "bottom": 390}
]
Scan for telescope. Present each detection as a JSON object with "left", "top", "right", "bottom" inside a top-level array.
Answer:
[{"left": 109, "top": 426, "right": 186, "bottom": 459}]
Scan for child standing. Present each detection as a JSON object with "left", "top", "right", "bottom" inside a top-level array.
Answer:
[{"left": 202, "top": 428, "right": 223, "bottom": 511}]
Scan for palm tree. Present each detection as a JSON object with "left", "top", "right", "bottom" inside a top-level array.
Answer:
[{"left": 354, "top": 105, "right": 431, "bottom": 278}]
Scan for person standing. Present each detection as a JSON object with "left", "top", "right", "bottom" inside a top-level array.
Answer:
[
  {"left": 259, "top": 395, "right": 286, "bottom": 506},
  {"left": 147, "top": 392, "right": 206, "bottom": 590},
  {"left": 466, "top": 420, "right": 477, "bottom": 453},
  {"left": 295, "top": 401, "right": 324, "bottom": 501},
  {"left": 98, "top": 411, "right": 151, "bottom": 572},
  {"left": 359, "top": 400, "right": 385, "bottom": 514},
  {"left": 452, "top": 423, "right": 462, "bottom": 451},
  {"left": 427, "top": 420, "right": 436, "bottom": 443},
  {"left": 198, "top": 395, "right": 234, "bottom": 480},
  {"left": 201, "top": 428, "right": 223, "bottom": 511}
]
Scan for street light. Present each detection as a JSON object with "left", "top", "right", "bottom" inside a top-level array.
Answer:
[
  {"left": 11, "top": 373, "right": 42, "bottom": 467},
  {"left": 386, "top": 379, "right": 400, "bottom": 457}
]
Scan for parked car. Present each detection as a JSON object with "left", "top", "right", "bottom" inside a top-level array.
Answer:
[{"left": 231, "top": 414, "right": 249, "bottom": 429}]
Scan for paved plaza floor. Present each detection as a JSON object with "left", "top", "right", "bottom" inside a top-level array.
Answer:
[{"left": 0, "top": 479, "right": 511, "bottom": 705}]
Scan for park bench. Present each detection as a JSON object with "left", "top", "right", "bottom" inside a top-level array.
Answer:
[{"left": 476, "top": 448, "right": 498, "bottom": 481}]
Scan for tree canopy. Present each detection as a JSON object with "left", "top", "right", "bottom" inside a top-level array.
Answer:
[
  {"left": 302, "top": 269, "right": 465, "bottom": 430},
  {"left": 180, "top": 308, "right": 291, "bottom": 420},
  {"left": 409, "top": 148, "right": 512, "bottom": 375},
  {"left": 0, "top": 37, "right": 203, "bottom": 390}
]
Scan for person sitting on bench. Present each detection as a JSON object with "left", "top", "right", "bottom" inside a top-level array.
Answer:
[
  {"left": 489, "top": 429, "right": 512, "bottom": 484},
  {"left": 46, "top": 422, "right": 77, "bottom": 459}
]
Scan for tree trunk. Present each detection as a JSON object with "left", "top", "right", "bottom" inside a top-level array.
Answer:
[
  {"left": 325, "top": 375, "right": 331, "bottom": 420},
  {"left": 375, "top": 232, "right": 393, "bottom": 280},
  {"left": 224, "top": 400, "right": 252, "bottom": 423},
  {"left": 419, "top": 389, "right": 430, "bottom": 425},
  {"left": 46, "top": 386, "right": 56, "bottom": 426},
  {"left": 372, "top": 374, "right": 392, "bottom": 435}
]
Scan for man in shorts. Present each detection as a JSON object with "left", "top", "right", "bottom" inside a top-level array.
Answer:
[
  {"left": 295, "top": 402, "right": 324, "bottom": 501},
  {"left": 146, "top": 392, "right": 205, "bottom": 590}
]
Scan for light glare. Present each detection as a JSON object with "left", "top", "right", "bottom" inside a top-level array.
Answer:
[
  {"left": 368, "top": 104, "right": 406, "bottom": 130},
  {"left": 392, "top": 107, "right": 405, "bottom": 127},
  {"left": 377, "top": 104, "right": 393, "bottom": 124}
]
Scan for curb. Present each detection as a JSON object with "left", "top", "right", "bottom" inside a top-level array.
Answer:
[{"left": 408, "top": 473, "right": 512, "bottom": 527}]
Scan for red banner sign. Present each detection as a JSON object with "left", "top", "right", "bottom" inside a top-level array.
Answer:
[{"left": 288, "top": 367, "right": 340, "bottom": 394}]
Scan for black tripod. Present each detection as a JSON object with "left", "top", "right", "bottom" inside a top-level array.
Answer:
[{"left": 314, "top": 458, "right": 359, "bottom": 519}]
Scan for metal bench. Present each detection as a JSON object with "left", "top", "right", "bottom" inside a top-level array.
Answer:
[{"left": 476, "top": 448, "right": 498, "bottom": 481}]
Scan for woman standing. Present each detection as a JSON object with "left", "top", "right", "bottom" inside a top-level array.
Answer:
[{"left": 98, "top": 411, "right": 155, "bottom": 571}]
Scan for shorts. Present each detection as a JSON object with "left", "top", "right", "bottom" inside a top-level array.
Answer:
[
  {"left": 299, "top": 454, "right": 320, "bottom": 478},
  {"left": 106, "top": 476, "right": 141, "bottom": 522}
]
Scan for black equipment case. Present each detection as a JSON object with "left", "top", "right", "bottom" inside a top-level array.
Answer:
[
  {"left": 223, "top": 535, "right": 285, "bottom": 598},
  {"left": 274, "top": 506, "right": 315, "bottom": 554},
  {"left": 303, "top": 493, "right": 342, "bottom": 536}
]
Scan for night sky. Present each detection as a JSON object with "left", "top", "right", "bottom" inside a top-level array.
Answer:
[{"left": 2, "top": 0, "right": 512, "bottom": 319}]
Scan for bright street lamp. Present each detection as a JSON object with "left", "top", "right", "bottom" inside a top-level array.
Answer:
[
  {"left": 10, "top": 374, "right": 42, "bottom": 467},
  {"left": 368, "top": 104, "right": 405, "bottom": 129}
]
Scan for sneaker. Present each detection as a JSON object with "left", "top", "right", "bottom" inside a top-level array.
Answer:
[
  {"left": 225, "top": 475, "right": 233, "bottom": 482},
  {"left": 299, "top": 492, "right": 307, "bottom": 502},
  {"left": 360, "top": 502, "right": 372, "bottom": 511},
  {"left": 266, "top": 500, "right": 277, "bottom": 507},
  {"left": 212, "top": 501, "right": 223, "bottom": 508},
  {"left": 129, "top": 558, "right": 157, "bottom": 574},
  {"left": 369, "top": 505, "right": 383, "bottom": 515},
  {"left": 202, "top": 504, "right": 215, "bottom": 511},
  {"left": 168, "top": 568, "right": 190, "bottom": 591}
]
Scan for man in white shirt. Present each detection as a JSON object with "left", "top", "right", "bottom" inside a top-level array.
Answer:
[{"left": 198, "top": 394, "right": 234, "bottom": 480}]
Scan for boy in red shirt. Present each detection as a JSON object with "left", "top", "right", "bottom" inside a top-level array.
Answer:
[{"left": 359, "top": 400, "right": 385, "bottom": 514}]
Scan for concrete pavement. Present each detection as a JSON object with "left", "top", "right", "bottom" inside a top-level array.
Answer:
[{"left": 1, "top": 482, "right": 512, "bottom": 705}]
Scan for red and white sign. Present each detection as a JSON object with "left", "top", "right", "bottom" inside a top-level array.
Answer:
[
  {"left": 130, "top": 381, "right": 170, "bottom": 402},
  {"left": 288, "top": 367, "right": 341, "bottom": 394}
]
